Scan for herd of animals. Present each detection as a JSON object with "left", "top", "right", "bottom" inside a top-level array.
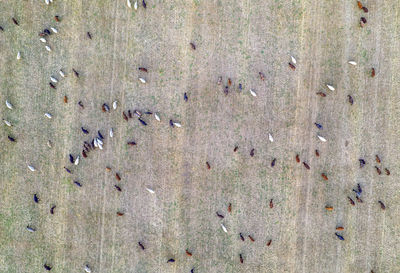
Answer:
[{"left": 0, "top": 0, "right": 391, "bottom": 272}]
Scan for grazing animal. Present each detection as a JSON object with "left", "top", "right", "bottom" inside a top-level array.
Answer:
[
  {"left": 146, "top": 187, "right": 155, "bottom": 194},
  {"left": 206, "top": 162, "right": 211, "bottom": 169},
  {"left": 0, "top": 26, "right": 3, "bottom": 31},
  {"left": 228, "top": 203, "right": 232, "bottom": 213},
  {"left": 321, "top": 173, "right": 328, "bottom": 181},
  {"left": 128, "top": 110, "right": 133, "bottom": 118},
  {"left": 378, "top": 201, "right": 386, "bottom": 210},
  {"left": 117, "top": 212, "right": 124, "bottom": 216},
  {"left": 142, "top": 0, "right": 146, "bottom": 8},
  {"left": 45, "top": 45, "right": 52, "bottom": 52},
  {"left": 184, "top": 92, "right": 188, "bottom": 101},
  {"left": 106, "top": 167, "right": 112, "bottom": 172},
  {"left": 270, "top": 199, "right": 273, "bottom": 208},
  {"left": 59, "top": 70, "right": 66, "bottom": 77},
  {"left": 357, "top": 1, "right": 363, "bottom": 9},
  {"left": 314, "top": 123, "right": 323, "bottom": 129},
  {"left": 74, "top": 181, "right": 82, "bottom": 187},
  {"left": 98, "top": 130, "right": 104, "bottom": 140},
  {"left": 64, "top": 96, "right": 68, "bottom": 103},
  {"left": 289, "top": 62, "right": 296, "bottom": 70},
  {"left": 69, "top": 154, "right": 74, "bottom": 163},
  {"left": 238, "top": 83, "right": 243, "bottom": 91},
  {"left": 356, "top": 196, "right": 363, "bottom": 203},
  {"left": 54, "top": 15, "right": 60, "bottom": 22},
  {"left": 134, "top": 110, "right": 142, "bottom": 117},
  {"left": 123, "top": 112, "right": 128, "bottom": 121},
  {"left": 271, "top": 158, "right": 276, "bottom": 167},
  {"left": 81, "top": 127, "right": 89, "bottom": 134},
  {"left": 239, "top": 233, "right": 245, "bottom": 241},
  {"left": 78, "top": 101, "right": 84, "bottom": 109},
  {"left": 224, "top": 86, "right": 229, "bottom": 95},
  {"left": 259, "top": 72, "right": 265, "bottom": 81},
  {"left": 154, "top": 113, "right": 161, "bottom": 121},
  {"left": 44, "top": 264, "right": 52, "bottom": 271},
  {"left": 217, "top": 76, "right": 222, "bottom": 85},
  {"left": 375, "top": 166, "right": 382, "bottom": 175},
  {"left": 82, "top": 150, "right": 87, "bottom": 158},
  {"left": 28, "top": 165, "right": 36, "bottom": 172},
  {"left": 167, "top": 259, "right": 175, "bottom": 263},
  {"left": 234, "top": 146, "right": 238, "bottom": 152},
  {"left": 49, "top": 82, "right": 56, "bottom": 89},
  {"left": 8, "top": 136, "right": 16, "bottom": 142},
  {"left": 316, "top": 91, "right": 326, "bottom": 97},
  {"left": 72, "top": 68, "right": 80, "bottom": 78},
  {"left": 317, "top": 135, "right": 327, "bottom": 142},
  {"left": 303, "top": 162, "right": 310, "bottom": 170},
  {"left": 362, "top": 7, "right": 368, "bottom": 13},
  {"left": 385, "top": 168, "right": 390, "bottom": 175},
  {"left": 139, "top": 77, "right": 146, "bottom": 83},
  {"left": 248, "top": 235, "right": 255, "bottom": 242},
  {"left": 64, "top": 167, "right": 72, "bottom": 174},
  {"left": 84, "top": 265, "right": 91, "bottom": 273},
  {"left": 249, "top": 89, "right": 257, "bottom": 97},
  {"left": 216, "top": 212, "right": 224, "bottom": 219},
  {"left": 186, "top": 249, "right": 192, "bottom": 256},
  {"left": 348, "top": 95, "right": 354, "bottom": 105},
  {"left": 12, "top": 17, "right": 19, "bottom": 25},
  {"left": 115, "top": 173, "right": 121, "bottom": 181},
  {"left": 250, "top": 149, "right": 255, "bottom": 157},
  {"left": 102, "top": 104, "right": 110, "bottom": 112},
  {"left": 138, "top": 242, "right": 145, "bottom": 250},
  {"left": 296, "top": 154, "right": 300, "bottom": 163},
  {"left": 228, "top": 78, "right": 232, "bottom": 86},
  {"left": 325, "top": 206, "right": 333, "bottom": 211},
  {"left": 269, "top": 133, "right": 274, "bottom": 142},
  {"left": 336, "top": 226, "right": 344, "bottom": 231},
  {"left": 375, "top": 155, "right": 381, "bottom": 163},
  {"left": 138, "top": 67, "right": 148, "bottom": 72},
  {"left": 239, "top": 254, "right": 244, "bottom": 264},
  {"left": 50, "top": 76, "right": 58, "bottom": 83},
  {"left": 348, "top": 61, "right": 357, "bottom": 66},
  {"left": 190, "top": 42, "right": 196, "bottom": 50},
  {"left": 266, "top": 239, "right": 272, "bottom": 246},
  {"left": 112, "top": 101, "right": 118, "bottom": 110},
  {"left": 27, "top": 226, "right": 36, "bottom": 232},
  {"left": 335, "top": 233, "right": 344, "bottom": 241},
  {"left": 221, "top": 223, "right": 227, "bottom": 233},
  {"left": 87, "top": 32, "right": 92, "bottom": 39},
  {"left": 138, "top": 118, "right": 147, "bottom": 126},
  {"left": 50, "top": 27, "right": 58, "bottom": 33},
  {"left": 326, "top": 84, "right": 335, "bottom": 91},
  {"left": 50, "top": 205, "right": 56, "bottom": 214},
  {"left": 348, "top": 197, "right": 355, "bottom": 206},
  {"left": 359, "top": 159, "right": 366, "bottom": 168},
  {"left": 34, "top": 194, "right": 40, "bottom": 203},
  {"left": 114, "top": 185, "right": 122, "bottom": 192},
  {"left": 371, "top": 68, "right": 375, "bottom": 77},
  {"left": 315, "top": 150, "right": 320, "bottom": 157},
  {"left": 3, "top": 119, "right": 12, "bottom": 127},
  {"left": 127, "top": 141, "right": 137, "bottom": 146}
]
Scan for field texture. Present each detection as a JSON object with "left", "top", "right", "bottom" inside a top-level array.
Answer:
[{"left": 1, "top": 0, "right": 400, "bottom": 272}]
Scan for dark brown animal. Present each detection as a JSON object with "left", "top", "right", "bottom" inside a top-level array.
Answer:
[
  {"left": 44, "top": 264, "right": 52, "bottom": 271},
  {"left": 325, "top": 206, "right": 333, "bottom": 211},
  {"left": 270, "top": 199, "right": 273, "bottom": 208},
  {"left": 102, "top": 103, "right": 110, "bottom": 112},
  {"left": 127, "top": 141, "right": 136, "bottom": 146},
  {"left": 190, "top": 42, "right": 196, "bottom": 50},
  {"left": 228, "top": 203, "right": 232, "bottom": 213},
  {"left": 224, "top": 86, "right": 229, "bottom": 95},
  {"left": 117, "top": 211, "right": 124, "bottom": 216},
  {"left": 54, "top": 15, "right": 60, "bottom": 22},
  {"left": 250, "top": 149, "right": 255, "bottom": 157},
  {"left": 356, "top": 196, "right": 363, "bottom": 203},
  {"left": 378, "top": 201, "right": 386, "bottom": 210},
  {"left": 8, "top": 136, "right": 16, "bottom": 142},
  {"left": 216, "top": 212, "right": 224, "bottom": 219},
  {"left": 239, "top": 254, "right": 243, "bottom": 264},
  {"left": 289, "top": 63, "right": 296, "bottom": 70},
  {"left": 64, "top": 167, "right": 72, "bottom": 174},
  {"left": 321, "top": 173, "right": 328, "bottom": 181},
  {"left": 142, "top": 0, "right": 146, "bottom": 8},
  {"left": 259, "top": 72, "right": 265, "bottom": 81},
  {"left": 296, "top": 154, "right": 300, "bottom": 163},
  {"left": 385, "top": 168, "right": 390, "bottom": 175},
  {"left": 234, "top": 146, "right": 238, "bottom": 152},
  {"left": 375, "top": 155, "right": 381, "bottom": 163},
  {"left": 375, "top": 166, "right": 381, "bottom": 175},
  {"left": 78, "top": 101, "right": 84, "bottom": 109},
  {"left": 138, "top": 242, "right": 145, "bottom": 250},
  {"left": 239, "top": 233, "right": 245, "bottom": 241},
  {"left": 72, "top": 68, "right": 80, "bottom": 78},
  {"left": 186, "top": 249, "right": 192, "bottom": 256},
  {"left": 115, "top": 173, "right": 121, "bottom": 181},
  {"left": 315, "top": 150, "right": 320, "bottom": 157},
  {"left": 362, "top": 7, "right": 368, "bottom": 13},
  {"left": 106, "top": 167, "right": 112, "bottom": 172},
  {"left": 82, "top": 150, "right": 87, "bottom": 158},
  {"left": 50, "top": 205, "right": 56, "bottom": 214},
  {"left": 139, "top": 67, "right": 148, "bottom": 72},
  {"left": 359, "top": 159, "right": 366, "bottom": 168},
  {"left": 348, "top": 196, "right": 355, "bottom": 206},
  {"left": 248, "top": 235, "right": 255, "bottom": 242},
  {"left": 266, "top": 239, "right": 272, "bottom": 246},
  {"left": 228, "top": 78, "right": 232, "bottom": 86},
  {"left": 87, "top": 32, "right": 92, "bottom": 39},
  {"left": 49, "top": 82, "right": 56, "bottom": 89},
  {"left": 115, "top": 185, "right": 122, "bottom": 192},
  {"left": 271, "top": 158, "right": 276, "bottom": 167},
  {"left": 206, "top": 162, "right": 211, "bottom": 169},
  {"left": 63, "top": 96, "right": 68, "bottom": 103},
  {"left": 348, "top": 95, "right": 354, "bottom": 105},
  {"left": 303, "top": 162, "right": 310, "bottom": 170},
  {"left": 371, "top": 68, "right": 375, "bottom": 77},
  {"left": 316, "top": 92, "right": 326, "bottom": 97},
  {"left": 123, "top": 112, "right": 129, "bottom": 121},
  {"left": 12, "top": 17, "right": 19, "bottom": 25},
  {"left": 128, "top": 110, "right": 132, "bottom": 118},
  {"left": 0, "top": 26, "right": 4, "bottom": 31}
]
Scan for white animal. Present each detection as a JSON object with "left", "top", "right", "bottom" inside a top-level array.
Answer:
[
  {"left": 317, "top": 135, "right": 327, "bottom": 142},
  {"left": 96, "top": 138, "right": 103, "bottom": 146},
  {"left": 326, "top": 84, "right": 335, "bottom": 91},
  {"left": 59, "top": 70, "right": 65, "bottom": 77},
  {"left": 250, "top": 89, "right": 257, "bottom": 97},
  {"left": 348, "top": 61, "right": 357, "bottom": 66},
  {"left": 221, "top": 223, "right": 227, "bottom": 233},
  {"left": 45, "top": 45, "right": 51, "bottom": 52},
  {"left": 74, "top": 156, "right": 79, "bottom": 166},
  {"left": 112, "top": 101, "right": 118, "bottom": 110},
  {"left": 47, "top": 140, "right": 52, "bottom": 148},
  {"left": 50, "top": 27, "right": 58, "bottom": 33},
  {"left": 3, "top": 119, "right": 12, "bottom": 127},
  {"left": 84, "top": 265, "right": 91, "bottom": 273},
  {"left": 44, "top": 113, "right": 52, "bottom": 119},
  {"left": 173, "top": 122, "right": 182, "bottom": 128},
  {"left": 50, "top": 76, "right": 58, "bottom": 83},
  {"left": 40, "top": 38, "right": 47, "bottom": 43},
  {"left": 127, "top": 0, "right": 131, "bottom": 8},
  {"left": 45, "top": 0, "right": 49, "bottom": 5},
  {"left": 28, "top": 165, "right": 36, "bottom": 172},
  {"left": 139, "top": 77, "right": 146, "bottom": 84},
  {"left": 154, "top": 113, "right": 161, "bottom": 121},
  {"left": 134, "top": 0, "right": 138, "bottom": 10},
  {"left": 146, "top": 187, "right": 155, "bottom": 194},
  {"left": 109, "top": 128, "right": 114, "bottom": 138},
  {"left": 291, "top": 55, "right": 297, "bottom": 64},
  {"left": 17, "top": 52, "right": 21, "bottom": 60},
  {"left": 269, "top": 133, "right": 274, "bottom": 142},
  {"left": 27, "top": 226, "right": 35, "bottom": 232},
  {"left": 6, "top": 100, "right": 13, "bottom": 109}
]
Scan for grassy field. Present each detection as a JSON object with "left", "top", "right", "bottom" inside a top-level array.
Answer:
[{"left": 1, "top": 0, "right": 400, "bottom": 272}]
